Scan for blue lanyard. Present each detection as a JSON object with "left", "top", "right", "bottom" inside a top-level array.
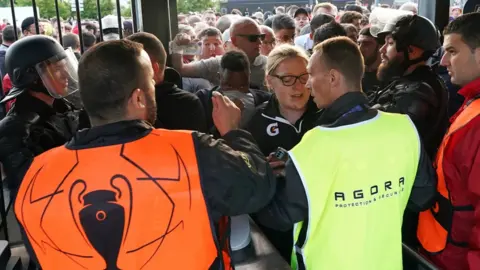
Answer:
[{"left": 339, "top": 105, "right": 364, "bottom": 119}]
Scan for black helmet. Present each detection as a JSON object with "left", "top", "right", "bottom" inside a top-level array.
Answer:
[
  {"left": 377, "top": 14, "right": 440, "bottom": 53},
  {"left": 2, "top": 35, "right": 79, "bottom": 103}
]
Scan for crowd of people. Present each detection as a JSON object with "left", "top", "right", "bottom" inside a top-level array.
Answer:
[{"left": 0, "top": 1, "right": 478, "bottom": 270}]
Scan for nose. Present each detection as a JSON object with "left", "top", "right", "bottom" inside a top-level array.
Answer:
[
  {"left": 379, "top": 43, "right": 386, "bottom": 54},
  {"left": 440, "top": 52, "right": 449, "bottom": 67},
  {"left": 209, "top": 44, "right": 215, "bottom": 51}
]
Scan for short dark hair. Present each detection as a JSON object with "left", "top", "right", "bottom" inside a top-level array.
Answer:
[
  {"left": 264, "top": 17, "right": 273, "bottom": 28},
  {"left": 197, "top": 27, "right": 222, "bottom": 40},
  {"left": 345, "top": 4, "right": 364, "bottom": 14},
  {"left": 313, "top": 36, "right": 364, "bottom": 87},
  {"left": 2, "top": 25, "right": 19, "bottom": 43},
  {"left": 221, "top": 50, "right": 250, "bottom": 73},
  {"left": 78, "top": 40, "right": 146, "bottom": 121},
  {"left": 21, "top": 16, "right": 35, "bottom": 32},
  {"left": 126, "top": 32, "right": 167, "bottom": 68},
  {"left": 313, "top": 21, "right": 347, "bottom": 45},
  {"left": 310, "top": 13, "right": 335, "bottom": 33},
  {"left": 63, "top": 33, "right": 80, "bottom": 50},
  {"left": 340, "top": 11, "right": 363, "bottom": 24},
  {"left": 272, "top": 14, "right": 296, "bottom": 32},
  {"left": 444, "top": 12, "right": 480, "bottom": 50},
  {"left": 359, "top": 26, "right": 384, "bottom": 45},
  {"left": 84, "top": 22, "right": 97, "bottom": 34},
  {"left": 82, "top": 32, "right": 96, "bottom": 49}
]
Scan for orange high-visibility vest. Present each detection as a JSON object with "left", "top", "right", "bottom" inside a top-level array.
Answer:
[
  {"left": 417, "top": 98, "right": 480, "bottom": 253},
  {"left": 15, "top": 129, "right": 232, "bottom": 269}
]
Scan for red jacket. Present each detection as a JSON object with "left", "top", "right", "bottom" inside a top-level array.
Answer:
[
  {"left": 428, "top": 77, "right": 480, "bottom": 270},
  {"left": 2, "top": 73, "right": 13, "bottom": 112}
]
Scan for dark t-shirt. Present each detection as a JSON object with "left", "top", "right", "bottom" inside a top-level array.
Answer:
[{"left": 154, "top": 82, "right": 207, "bottom": 132}]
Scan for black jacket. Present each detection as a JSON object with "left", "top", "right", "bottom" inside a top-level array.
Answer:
[
  {"left": 370, "top": 65, "right": 449, "bottom": 158},
  {"left": 245, "top": 96, "right": 320, "bottom": 156},
  {"left": 0, "top": 93, "right": 83, "bottom": 192},
  {"left": 255, "top": 92, "right": 437, "bottom": 232},
  {"left": 196, "top": 87, "right": 272, "bottom": 134},
  {"left": 155, "top": 82, "right": 208, "bottom": 132}
]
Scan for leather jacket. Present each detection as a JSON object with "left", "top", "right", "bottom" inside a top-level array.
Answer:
[
  {"left": 0, "top": 93, "right": 86, "bottom": 193},
  {"left": 370, "top": 65, "right": 449, "bottom": 158}
]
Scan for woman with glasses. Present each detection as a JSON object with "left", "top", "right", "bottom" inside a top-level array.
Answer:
[{"left": 246, "top": 44, "right": 319, "bottom": 262}]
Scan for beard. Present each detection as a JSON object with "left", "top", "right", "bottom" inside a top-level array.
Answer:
[
  {"left": 145, "top": 92, "right": 157, "bottom": 126},
  {"left": 377, "top": 54, "right": 405, "bottom": 82}
]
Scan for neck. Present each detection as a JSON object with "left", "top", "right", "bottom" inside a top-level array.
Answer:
[
  {"left": 279, "top": 104, "right": 306, "bottom": 124},
  {"left": 28, "top": 90, "right": 54, "bottom": 107},
  {"left": 2, "top": 41, "right": 12, "bottom": 46}
]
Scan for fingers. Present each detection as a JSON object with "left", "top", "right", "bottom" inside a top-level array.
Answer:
[{"left": 269, "top": 160, "right": 286, "bottom": 170}]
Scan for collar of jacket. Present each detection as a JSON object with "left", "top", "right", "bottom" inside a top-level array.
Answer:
[
  {"left": 66, "top": 120, "right": 153, "bottom": 150},
  {"left": 155, "top": 81, "right": 177, "bottom": 94},
  {"left": 458, "top": 76, "right": 480, "bottom": 101},
  {"left": 317, "top": 91, "right": 370, "bottom": 125},
  {"left": 262, "top": 94, "right": 318, "bottom": 119}
]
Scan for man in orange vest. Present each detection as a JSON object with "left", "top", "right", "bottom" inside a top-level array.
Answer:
[
  {"left": 417, "top": 13, "right": 480, "bottom": 270},
  {"left": 14, "top": 39, "right": 277, "bottom": 269}
]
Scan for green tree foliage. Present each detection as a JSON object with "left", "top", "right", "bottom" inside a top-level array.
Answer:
[
  {"left": 121, "top": 0, "right": 131, "bottom": 18},
  {"left": 82, "top": 0, "right": 115, "bottom": 19},
  {"left": 0, "top": 0, "right": 115, "bottom": 20},
  {"left": 177, "top": 0, "right": 218, "bottom": 14}
]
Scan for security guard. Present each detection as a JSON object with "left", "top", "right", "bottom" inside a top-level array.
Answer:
[
  {"left": 255, "top": 37, "right": 436, "bottom": 270},
  {"left": 0, "top": 35, "right": 84, "bottom": 194},
  {"left": 14, "top": 40, "right": 276, "bottom": 269}
]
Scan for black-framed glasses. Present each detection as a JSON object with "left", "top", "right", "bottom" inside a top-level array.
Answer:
[
  {"left": 236, "top": 34, "right": 266, "bottom": 42},
  {"left": 270, "top": 73, "right": 309, "bottom": 86}
]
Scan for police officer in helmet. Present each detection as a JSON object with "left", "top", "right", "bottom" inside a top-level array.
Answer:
[
  {"left": 0, "top": 35, "right": 84, "bottom": 194},
  {"left": 370, "top": 12, "right": 449, "bottom": 159},
  {"left": 369, "top": 11, "right": 448, "bottom": 262}
]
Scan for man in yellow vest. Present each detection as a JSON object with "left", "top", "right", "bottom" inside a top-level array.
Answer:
[
  {"left": 255, "top": 36, "right": 437, "bottom": 270},
  {"left": 14, "top": 40, "right": 277, "bottom": 269},
  {"left": 417, "top": 13, "right": 480, "bottom": 270}
]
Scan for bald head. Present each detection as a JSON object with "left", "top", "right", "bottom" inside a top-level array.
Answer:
[
  {"left": 229, "top": 17, "right": 262, "bottom": 63},
  {"left": 230, "top": 17, "right": 260, "bottom": 36}
]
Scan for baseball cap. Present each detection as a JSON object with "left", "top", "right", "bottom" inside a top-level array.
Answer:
[{"left": 294, "top": 8, "right": 309, "bottom": 18}]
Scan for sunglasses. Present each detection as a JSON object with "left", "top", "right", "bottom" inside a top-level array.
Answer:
[{"left": 236, "top": 34, "right": 266, "bottom": 42}]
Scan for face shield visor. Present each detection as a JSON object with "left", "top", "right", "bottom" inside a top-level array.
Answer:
[
  {"left": 369, "top": 7, "right": 413, "bottom": 38},
  {"left": 35, "top": 48, "right": 79, "bottom": 99}
]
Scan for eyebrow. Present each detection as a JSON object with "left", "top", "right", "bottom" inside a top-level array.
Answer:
[{"left": 443, "top": 45, "right": 455, "bottom": 51}]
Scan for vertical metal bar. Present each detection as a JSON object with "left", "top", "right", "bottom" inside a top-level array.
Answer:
[
  {"left": 54, "top": 0, "right": 63, "bottom": 45},
  {"left": 131, "top": 0, "right": 138, "bottom": 33},
  {"left": 115, "top": 0, "right": 123, "bottom": 39},
  {"left": 96, "top": 0, "right": 103, "bottom": 41},
  {"left": 31, "top": 0, "right": 40, "bottom": 35},
  {"left": 75, "top": 0, "right": 84, "bottom": 54},
  {"left": 9, "top": 0, "right": 17, "bottom": 40}
]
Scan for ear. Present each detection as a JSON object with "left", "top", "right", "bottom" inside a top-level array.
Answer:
[
  {"left": 266, "top": 75, "right": 275, "bottom": 91},
  {"left": 152, "top": 61, "right": 161, "bottom": 75},
  {"left": 230, "top": 36, "right": 237, "bottom": 46},
  {"left": 474, "top": 48, "right": 480, "bottom": 66},
  {"left": 129, "top": 88, "right": 146, "bottom": 111}
]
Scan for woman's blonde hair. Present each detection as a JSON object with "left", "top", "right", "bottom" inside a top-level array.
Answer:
[{"left": 266, "top": 44, "right": 309, "bottom": 76}]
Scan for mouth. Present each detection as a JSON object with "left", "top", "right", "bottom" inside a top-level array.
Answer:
[{"left": 290, "top": 93, "right": 304, "bottom": 99}]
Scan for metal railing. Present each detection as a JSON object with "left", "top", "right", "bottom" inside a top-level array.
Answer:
[{"left": 5, "top": 0, "right": 139, "bottom": 51}]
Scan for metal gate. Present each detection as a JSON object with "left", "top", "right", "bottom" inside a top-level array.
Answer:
[
  {"left": 0, "top": 0, "right": 178, "bottom": 244},
  {"left": 6, "top": 0, "right": 139, "bottom": 53}
]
